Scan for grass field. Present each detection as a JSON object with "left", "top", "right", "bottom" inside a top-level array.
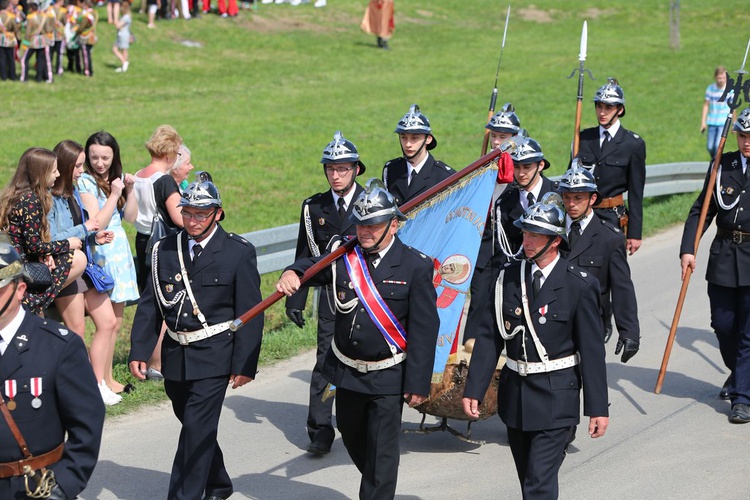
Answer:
[{"left": 3, "top": 0, "right": 750, "bottom": 412}]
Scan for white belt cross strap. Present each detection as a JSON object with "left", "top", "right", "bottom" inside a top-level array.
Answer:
[
  {"left": 167, "top": 321, "right": 232, "bottom": 346},
  {"left": 494, "top": 259, "right": 565, "bottom": 373},
  {"left": 331, "top": 339, "right": 406, "bottom": 374},
  {"left": 176, "top": 232, "right": 211, "bottom": 332},
  {"left": 505, "top": 353, "right": 579, "bottom": 376}
]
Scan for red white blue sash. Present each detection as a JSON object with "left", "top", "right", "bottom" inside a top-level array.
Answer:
[{"left": 343, "top": 246, "right": 408, "bottom": 353}]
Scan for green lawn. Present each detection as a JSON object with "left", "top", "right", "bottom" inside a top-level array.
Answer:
[{"left": 3, "top": 0, "right": 749, "bottom": 412}]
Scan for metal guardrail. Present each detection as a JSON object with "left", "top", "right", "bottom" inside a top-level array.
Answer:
[{"left": 242, "top": 161, "right": 710, "bottom": 274}]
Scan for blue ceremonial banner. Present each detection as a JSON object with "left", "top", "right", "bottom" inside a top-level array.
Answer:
[{"left": 397, "top": 162, "right": 499, "bottom": 382}]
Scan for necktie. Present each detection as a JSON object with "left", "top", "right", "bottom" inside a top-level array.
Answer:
[
  {"left": 745, "top": 166, "right": 750, "bottom": 183},
  {"left": 366, "top": 252, "right": 379, "bottom": 270},
  {"left": 0, "top": 338, "right": 5, "bottom": 356},
  {"left": 192, "top": 243, "right": 203, "bottom": 260},
  {"left": 337, "top": 197, "right": 346, "bottom": 220},
  {"left": 603, "top": 131, "right": 611, "bottom": 147},
  {"left": 532, "top": 270, "right": 543, "bottom": 297},
  {"left": 527, "top": 192, "right": 535, "bottom": 207},
  {"left": 569, "top": 221, "right": 581, "bottom": 250},
  {"left": 409, "top": 168, "right": 418, "bottom": 186}
]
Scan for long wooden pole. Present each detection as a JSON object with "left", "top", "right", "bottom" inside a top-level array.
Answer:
[
  {"left": 655, "top": 38, "right": 750, "bottom": 393},
  {"left": 654, "top": 129, "right": 727, "bottom": 393},
  {"left": 230, "top": 148, "right": 504, "bottom": 332}
]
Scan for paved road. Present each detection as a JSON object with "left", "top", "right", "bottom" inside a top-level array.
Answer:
[{"left": 84, "top": 224, "right": 747, "bottom": 500}]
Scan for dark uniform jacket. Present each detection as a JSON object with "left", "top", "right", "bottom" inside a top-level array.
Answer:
[
  {"left": 286, "top": 185, "right": 363, "bottom": 316},
  {"left": 286, "top": 237, "right": 439, "bottom": 396},
  {"left": 491, "top": 176, "right": 557, "bottom": 264},
  {"left": 382, "top": 154, "right": 455, "bottom": 206},
  {"left": 680, "top": 151, "right": 750, "bottom": 288},
  {"left": 0, "top": 313, "right": 104, "bottom": 499},
  {"left": 565, "top": 213, "right": 640, "bottom": 342},
  {"left": 576, "top": 125, "right": 647, "bottom": 239},
  {"left": 464, "top": 257, "right": 609, "bottom": 431},
  {"left": 129, "top": 225, "right": 264, "bottom": 381}
]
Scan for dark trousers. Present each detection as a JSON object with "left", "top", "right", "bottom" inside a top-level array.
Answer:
[
  {"left": 67, "top": 47, "right": 81, "bottom": 74},
  {"left": 0, "top": 46, "right": 16, "bottom": 81},
  {"left": 307, "top": 308, "right": 335, "bottom": 445},
  {"left": 164, "top": 377, "right": 233, "bottom": 500},
  {"left": 20, "top": 47, "right": 52, "bottom": 82},
  {"left": 506, "top": 425, "right": 572, "bottom": 500},
  {"left": 82, "top": 44, "right": 93, "bottom": 76},
  {"left": 51, "top": 40, "right": 63, "bottom": 74},
  {"left": 708, "top": 283, "right": 750, "bottom": 405},
  {"left": 336, "top": 388, "right": 403, "bottom": 500},
  {"left": 135, "top": 231, "right": 150, "bottom": 293}
]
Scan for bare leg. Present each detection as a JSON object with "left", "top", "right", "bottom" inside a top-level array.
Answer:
[
  {"left": 54, "top": 293, "right": 86, "bottom": 340},
  {"left": 61, "top": 249, "right": 87, "bottom": 289},
  {"left": 105, "top": 300, "right": 126, "bottom": 393},
  {"left": 149, "top": 323, "right": 165, "bottom": 372},
  {"left": 85, "top": 289, "right": 118, "bottom": 383}
]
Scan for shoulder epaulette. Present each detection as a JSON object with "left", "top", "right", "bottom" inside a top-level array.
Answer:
[
  {"left": 600, "top": 219, "right": 621, "bottom": 234},
  {"left": 566, "top": 263, "right": 593, "bottom": 282},
  {"left": 40, "top": 319, "right": 75, "bottom": 341},
  {"left": 434, "top": 160, "right": 452, "bottom": 172},
  {"left": 405, "top": 245, "right": 433, "bottom": 264},
  {"left": 228, "top": 233, "right": 250, "bottom": 245}
]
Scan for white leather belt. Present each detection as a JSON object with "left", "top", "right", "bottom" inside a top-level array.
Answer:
[
  {"left": 331, "top": 340, "right": 406, "bottom": 374},
  {"left": 505, "top": 353, "right": 579, "bottom": 377},
  {"left": 167, "top": 321, "right": 232, "bottom": 346}
]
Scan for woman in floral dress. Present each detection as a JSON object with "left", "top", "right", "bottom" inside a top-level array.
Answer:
[
  {"left": 0, "top": 147, "right": 86, "bottom": 315},
  {"left": 78, "top": 131, "right": 139, "bottom": 394}
]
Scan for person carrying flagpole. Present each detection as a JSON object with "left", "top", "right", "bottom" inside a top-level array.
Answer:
[{"left": 277, "top": 179, "right": 439, "bottom": 500}]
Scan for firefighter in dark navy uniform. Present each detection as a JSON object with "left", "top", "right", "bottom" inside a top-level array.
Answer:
[
  {"left": 0, "top": 239, "right": 104, "bottom": 500},
  {"left": 464, "top": 105, "right": 524, "bottom": 343},
  {"left": 277, "top": 180, "right": 439, "bottom": 500},
  {"left": 574, "top": 78, "right": 646, "bottom": 343},
  {"left": 382, "top": 104, "right": 455, "bottom": 206},
  {"left": 285, "top": 131, "right": 365, "bottom": 456},
  {"left": 574, "top": 78, "right": 647, "bottom": 250},
  {"left": 465, "top": 137, "right": 556, "bottom": 343},
  {"left": 463, "top": 196, "right": 609, "bottom": 500},
  {"left": 681, "top": 107, "right": 750, "bottom": 424},
  {"left": 129, "top": 177, "right": 264, "bottom": 500},
  {"left": 559, "top": 164, "right": 640, "bottom": 363}
]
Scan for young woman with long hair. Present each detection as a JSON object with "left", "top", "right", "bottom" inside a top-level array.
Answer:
[
  {"left": 78, "top": 131, "right": 139, "bottom": 394},
  {"left": 0, "top": 147, "right": 86, "bottom": 315},
  {"left": 49, "top": 139, "right": 124, "bottom": 405}
]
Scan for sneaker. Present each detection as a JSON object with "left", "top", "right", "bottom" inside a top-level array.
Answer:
[
  {"left": 123, "top": 62, "right": 129, "bottom": 72},
  {"left": 275, "top": 0, "right": 285, "bottom": 3},
  {"left": 115, "top": 67, "right": 124, "bottom": 73},
  {"left": 221, "top": 12, "right": 228, "bottom": 17},
  {"left": 290, "top": 0, "right": 301, "bottom": 4},
  {"left": 314, "top": 0, "right": 325, "bottom": 6},
  {"left": 261, "top": 0, "right": 272, "bottom": 3},
  {"left": 99, "top": 381, "right": 122, "bottom": 406}
]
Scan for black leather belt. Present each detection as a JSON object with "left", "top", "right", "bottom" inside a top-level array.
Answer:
[{"left": 717, "top": 228, "right": 750, "bottom": 244}]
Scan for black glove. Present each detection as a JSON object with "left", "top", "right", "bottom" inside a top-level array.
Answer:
[
  {"left": 286, "top": 308, "right": 305, "bottom": 329},
  {"left": 47, "top": 484, "right": 67, "bottom": 500},
  {"left": 615, "top": 337, "right": 639, "bottom": 363}
]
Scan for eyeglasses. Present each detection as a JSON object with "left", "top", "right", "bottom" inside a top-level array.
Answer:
[
  {"left": 181, "top": 209, "right": 216, "bottom": 222},
  {"left": 325, "top": 166, "right": 355, "bottom": 175}
]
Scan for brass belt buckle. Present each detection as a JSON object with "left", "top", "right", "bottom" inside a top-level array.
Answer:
[
  {"left": 733, "top": 231, "right": 743, "bottom": 244},
  {"left": 517, "top": 360, "right": 528, "bottom": 377}
]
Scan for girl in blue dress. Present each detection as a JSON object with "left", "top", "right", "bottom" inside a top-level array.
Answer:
[{"left": 78, "top": 131, "right": 139, "bottom": 394}]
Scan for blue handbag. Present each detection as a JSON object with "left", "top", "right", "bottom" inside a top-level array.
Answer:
[{"left": 84, "top": 242, "right": 115, "bottom": 293}]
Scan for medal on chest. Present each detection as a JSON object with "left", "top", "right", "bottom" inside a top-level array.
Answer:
[
  {"left": 538, "top": 304, "right": 548, "bottom": 325},
  {"left": 4, "top": 379, "right": 17, "bottom": 411},
  {"left": 30, "top": 377, "right": 43, "bottom": 409}
]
